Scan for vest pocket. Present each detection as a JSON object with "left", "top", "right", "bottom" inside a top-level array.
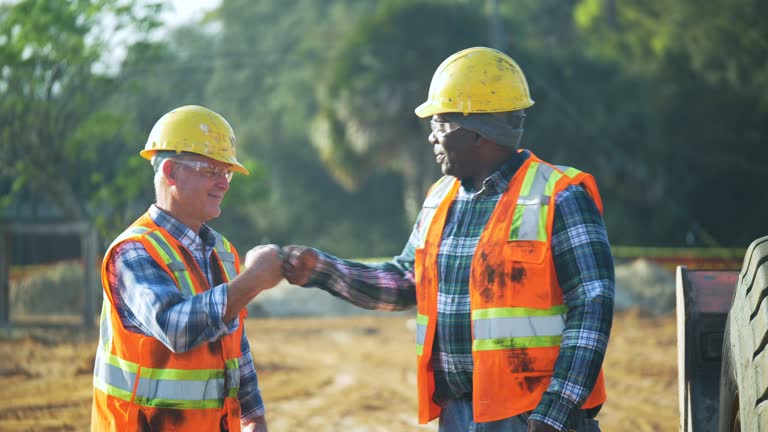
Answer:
[{"left": 501, "top": 241, "right": 552, "bottom": 308}]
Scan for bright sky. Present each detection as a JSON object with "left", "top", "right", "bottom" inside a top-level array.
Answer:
[{"left": 163, "top": 0, "right": 221, "bottom": 27}]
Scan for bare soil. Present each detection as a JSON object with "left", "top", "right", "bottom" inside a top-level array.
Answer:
[{"left": 0, "top": 309, "right": 678, "bottom": 431}]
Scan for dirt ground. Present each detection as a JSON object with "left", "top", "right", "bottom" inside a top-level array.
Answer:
[{"left": 0, "top": 309, "right": 678, "bottom": 431}]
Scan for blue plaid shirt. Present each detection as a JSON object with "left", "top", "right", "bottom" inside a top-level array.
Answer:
[
  {"left": 106, "top": 205, "right": 265, "bottom": 423},
  {"left": 306, "top": 151, "right": 614, "bottom": 430}
]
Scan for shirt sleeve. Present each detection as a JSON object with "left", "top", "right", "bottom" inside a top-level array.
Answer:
[
  {"left": 237, "top": 325, "right": 266, "bottom": 422},
  {"left": 107, "top": 240, "right": 240, "bottom": 353},
  {"left": 530, "top": 184, "right": 615, "bottom": 430},
  {"left": 303, "top": 219, "right": 421, "bottom": 311}
]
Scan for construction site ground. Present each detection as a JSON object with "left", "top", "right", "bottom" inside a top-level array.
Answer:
[{"left": 0, "top": 308, "right": 676, "bottom": 431}]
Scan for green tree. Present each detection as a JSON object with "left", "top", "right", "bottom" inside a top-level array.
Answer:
[
  {"left": 311, "top": 1, "right": 487, "bottom": 221},
  {"left": 0, "top": 0, "right": 163, "bottom": 230}
]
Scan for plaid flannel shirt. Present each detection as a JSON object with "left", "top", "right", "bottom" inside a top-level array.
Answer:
[
  {"left": 106, "top": 205, "right": 265, "bottom": 423},
  {"left": 305, "top": 151, "right": 614, "bottom": 430}
]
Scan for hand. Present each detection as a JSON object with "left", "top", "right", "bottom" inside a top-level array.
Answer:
[
  {"left": 242, "top": 415, "right": 268, "bottom": 432},
  {"left": 242, "top": 244, "right": 283, "bottom": 289},
  {"left": 528, "top": 419, "right": 560, "bottom": 432},
  {"left": 281, "top": 245, "right": 318, "bottom": 286}
]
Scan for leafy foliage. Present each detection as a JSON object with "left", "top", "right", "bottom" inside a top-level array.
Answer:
[{"left": 2, "top": 0, "right": 766, "bottom": 257}]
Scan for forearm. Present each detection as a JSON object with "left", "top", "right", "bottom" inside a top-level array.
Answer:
[
  {"left": 307, "top": 249, "right": 417, "bottom": 311},
  {"left": 531, "top": 283, "right": 613, "bottom": 427},
  {"left": 110, "top": 245, "right": 237, "bottom": 352}
]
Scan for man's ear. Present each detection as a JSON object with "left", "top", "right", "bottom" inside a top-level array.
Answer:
[{"left": 161, "top": 159, "right": 178, "bottom": 186}]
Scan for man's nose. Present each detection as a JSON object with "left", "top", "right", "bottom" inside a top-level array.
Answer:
[
  {"left": 215, "top": 175, "right": 230, "bottom": 190},
  {"left": 428, "top": 131, "right": 438, "bottom": 145}
]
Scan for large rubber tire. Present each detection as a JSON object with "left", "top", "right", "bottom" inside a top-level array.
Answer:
[{"left": 719, "top": 235, "right": 768, "bottom": 432}]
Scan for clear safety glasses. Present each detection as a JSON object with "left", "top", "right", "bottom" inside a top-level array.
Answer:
[
  {"left": 430, "top": 120, "right": 462, "bottom": 138},
  {"left": 173, "top": 159, "right": 234, "bottom": 182}
]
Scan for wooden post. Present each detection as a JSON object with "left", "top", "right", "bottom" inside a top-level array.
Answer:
[{"left": 0, "top": 230, "right": 9, "bottom": 327}]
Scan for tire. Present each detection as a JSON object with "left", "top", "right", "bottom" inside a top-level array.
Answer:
[{"left": 719, "top": 235, "right": 768, "bottom": 432}]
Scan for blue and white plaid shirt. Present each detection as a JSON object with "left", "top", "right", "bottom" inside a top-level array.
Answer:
[
  {"left": 106, "top": 205, "right": 265, "bottom": 423},
  {"left": 306, "top": 151, "right": 615, "bottom": 431}
]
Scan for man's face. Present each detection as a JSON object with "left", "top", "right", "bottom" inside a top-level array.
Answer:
[
  {"left": 169, "top": 154, "right": 232, "bottom": 224},
  {"left": 429, "top": 114, "right": 480, "bottom": 179}
]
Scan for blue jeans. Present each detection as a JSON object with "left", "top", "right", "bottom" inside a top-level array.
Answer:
[{"left": 437, "top": 399, "right": 601, "bottom": 432}]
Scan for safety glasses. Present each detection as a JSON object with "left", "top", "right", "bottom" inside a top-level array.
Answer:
[
  {"left": 173, "top": 159, "right": 234, "bottom": 182},
  {"left": 430, "top": 120, "right": 462, "bottom": 138}
]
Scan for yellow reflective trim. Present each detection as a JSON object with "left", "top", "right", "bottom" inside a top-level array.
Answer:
[
  {"left": 473, "top": 335, "right": 562, "bottom": 351},
  {"left": 145, "top": 233, "right": 196, "bottom": 296},
  {"left": 508, "top": 204, "right": 526, "bottom": 240},
  {"left": 537, "top": 204, "right": 549, "bottom": 241},
  {"left": 144, "top": 234, "right": 174, "bottom": 264},
  {"left": 543, "top": 171, "right": 563, "bottom": 197},
  {"left": 225, "top": 358, "right": 239, "bottom": 369},
  {"left": 139, "top": 367, "right": 224, "bottom": 381},
  {"left": 519, "top": 162, "right": 539, "bottom": 196},
  {"left": 221, "top": 237, "right": 232, "bottom": 253},
  {"left": 472, "top": 305, "right": 568, "bottom": 320},
  {"left": 132, "top": 396, "right": 224, "bottom": 409},
  {"left": 564, "top": 167, "right": 581, "bottom": 178},
  {"left": 104, "top": 351, "right": 139, "bottom": 373},
  {"left": 94, "top": 377, "right": 134, "bottom": 401},
  {"left": 416, "top": 314, "right": 429, "bottom": 325}
]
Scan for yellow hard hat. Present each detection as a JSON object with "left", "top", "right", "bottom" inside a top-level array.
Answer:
[
  {"left": 140, "top": 105, "right": 249, "bottom": 175},
  {"left": 414, "top": 47, "right": 534, "bottom": 118}
]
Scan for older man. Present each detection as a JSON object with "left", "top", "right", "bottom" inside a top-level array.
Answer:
[
  {"left": 282, "top": 47, "right": 614, "bottom": 432},
  {"left": 91, "top": 105, "right": 282, "bottom": 432}
]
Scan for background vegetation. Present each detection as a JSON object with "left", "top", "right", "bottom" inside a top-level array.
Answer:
[{"left": 2, "top": 0, "right": 766, "bottom": 262}]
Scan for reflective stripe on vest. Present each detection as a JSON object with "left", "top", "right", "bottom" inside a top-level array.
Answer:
[
  {"left": 471, "top": 305, "right": 568, "bottom": 351},
  {"left": 143, "top": 231, "right": 197, "bottom": 296},
  {"left": 94, "top": 350, "right": 240, "bottom": 409},
  {"left": 555, "top": 165, "right": 582, "bottom": 179},
  {"left": 215, "top": 235, "right": 237, "bottom": 281},
  {"left": 415, "top": 313, "right": 429, "bottom": 355},
  {"left": 108, "top": 226, "right": 150, "bottom": 251},
  {"left": 415, "top": 177, "right": 456, "bottom": 248},
  {"left": 509, "top": 162, "right": 563, "bottom": 241}
]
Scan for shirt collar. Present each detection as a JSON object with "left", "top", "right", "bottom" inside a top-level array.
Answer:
[
  {"left": 149, "top": 205, "right": 217, "bottom": 250},
  {"left": 460, "top": 150, "right": 530, "bottom": 195}
]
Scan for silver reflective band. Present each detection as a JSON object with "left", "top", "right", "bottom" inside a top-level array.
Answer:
[
  {"left": 416, "top": 323, "right": 427, "bottom": 346},
  {"left": 415, "top": 177, "right": 455, "bottom": 248},
  {"left": 517, "top": 204, "right": 543, "bottom": 241},
  {"left": 214, "top": 235, "right": 237, "bottom": 281},
  {"left": 517, "top": 195, "right": 550, "bottom": 206},
  {"left": 135, "top": 376, "right": 225, "bottom": 402},
  {"left": 473, "top": 314, "right": 566, "bottom": 340},
  {"left": 95, "top": 358, "right": 136, "bottom": 393},
  {"left": 109, "top": 226, "right": 150, "bottom": 251},
  {"left": 145, "top": 231, "right": 196, "bottom": 296}
]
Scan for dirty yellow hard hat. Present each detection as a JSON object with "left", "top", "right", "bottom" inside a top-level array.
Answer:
[
  {"left": 414, "top": 47, "right": 534, "bottom": 118},
  {"left": 140, "top": 105, "right": 249, "bottom": 175}
]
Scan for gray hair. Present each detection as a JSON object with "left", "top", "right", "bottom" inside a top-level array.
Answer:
[{"left": 152, "top": 152, "right": 193, "bottom": 201}]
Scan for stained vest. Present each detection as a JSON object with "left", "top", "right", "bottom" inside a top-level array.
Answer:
[
  {"left": 414, "top": 152, "right": 607, "bottom": 423},
  {"left": 91, "top": 213, "right": 246, "bottom": 432}
]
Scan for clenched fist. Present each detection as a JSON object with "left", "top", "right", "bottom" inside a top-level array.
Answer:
[
  {"left": 281, "top": 245, "right": 318, "bottom": 286},
  {"left": 242, "top": 244, "right": 284, "bottom": 289}
]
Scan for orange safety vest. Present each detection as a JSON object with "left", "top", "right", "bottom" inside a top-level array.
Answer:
[
  {"left": 91, "top": 213, "right": 247, "bottom": 432},
  {"left": 414, "top": 152, "right": 607, "bottom": 423}
]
